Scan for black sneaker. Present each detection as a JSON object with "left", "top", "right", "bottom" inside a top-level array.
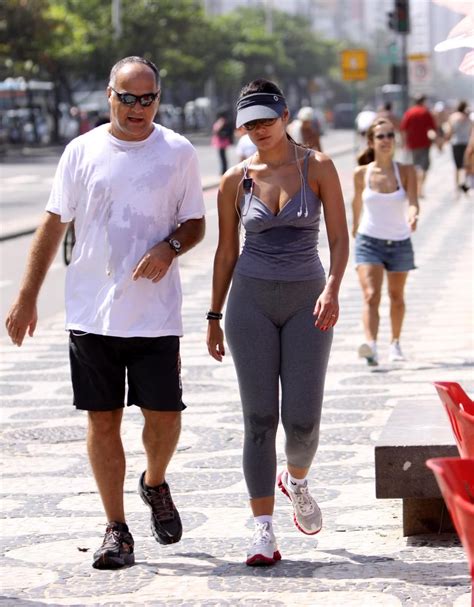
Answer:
[
  {"left": 92, "top": 522, "right": 135, "bottom": 570},
  {"left": 138, "top": 471, "right": 182, "bottom": 545}
]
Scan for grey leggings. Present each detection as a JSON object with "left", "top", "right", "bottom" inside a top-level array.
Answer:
[{"left": 225, "top": 273, "right": 333, "bottom": 499}]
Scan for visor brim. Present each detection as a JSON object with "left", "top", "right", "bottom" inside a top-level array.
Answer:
[{"left": 235, "top": 105, "right": 283, "bottom": 129}]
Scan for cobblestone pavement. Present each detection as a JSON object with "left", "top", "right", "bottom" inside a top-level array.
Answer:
[{"left": 1, "top": 149, "right": 473, "bottom": 606}]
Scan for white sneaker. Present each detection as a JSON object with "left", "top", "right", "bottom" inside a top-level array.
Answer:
[
  {"left": 278, "top": 471, "right": 322, "bottom": 535},
  {"left": 358, "top": 343, "right": 378, "bottom": 366},
  {"left": 389, "top": 341, "right": 406, "bottom": 362},
  {"left": 246, "top": 522, "right": 281, "bottom": 566}
]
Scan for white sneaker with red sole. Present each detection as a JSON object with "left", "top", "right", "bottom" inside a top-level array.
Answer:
[
  {"left": 246, "top": 522, "right": 282, "bottom": 566},
  {"left": 278, "top": 470, "right": 322, "bottom": 535}
]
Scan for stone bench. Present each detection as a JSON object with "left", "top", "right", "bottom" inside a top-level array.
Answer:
[{"left": 375, "top": 399, "right": 459, "bottom": 536}]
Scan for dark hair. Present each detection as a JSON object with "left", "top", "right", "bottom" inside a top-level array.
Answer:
[
  {"left": 109, "top": 56, "right": 160, "bottom": 89},
  {"left": 457, "top": 100, "right": 468, "bottom": 113},
  {"left": 414, "top": 94, "right": 426, "bottom": 105},
  {"left": 357, "top": 118, "right": 393, "bottom": 165},
  {"left": 238, "top": 78, "right": 285, "bottom": 100},
  {"left": 384, "top": 101, "right": 392, "bottom": 111}
]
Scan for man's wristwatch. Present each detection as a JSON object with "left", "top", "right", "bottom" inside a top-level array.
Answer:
[{"left": 167, "top": 238, "right": 182, "bottom": 255}]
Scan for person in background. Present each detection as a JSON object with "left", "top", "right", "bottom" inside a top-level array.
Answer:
[
  {"left": 212, "top": 109, "right": 234, "bottom": 174},
  {"left": 432, "top": 101, "right": 449, "bottom": 151},
  {"left": 235, "top": 125, "right": 257, "bottom": 161},
  {"left": 207, "top": 79, "right": 348, "bottom": 567},
  {"left": 445, "top": 101, "right": 472, "bottom": 194},
  {"left": 5, "top": 56, "right": 206, "bottom": 570},
  {"left": 352, "top": 118, "right": 419, "bottom": 366},
  {"left": 377, "top": 102, "right": 400, "bottom": 132},
  {"left": 462, "top": 128, "right": 474, "bottom": 192},
  {"left": 400, "top": 95, "right": 436, "bottom": 198},
  {"left": 287, "top": 106, "right": 323, "bottom": 151}
]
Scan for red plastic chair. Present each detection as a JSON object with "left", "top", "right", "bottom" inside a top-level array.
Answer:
[
  {"left": 426, "top": 457, "right": 474, "bottom": 587},
  {"left": 434, "top": 381, "right": 474, "bottom": 458}
]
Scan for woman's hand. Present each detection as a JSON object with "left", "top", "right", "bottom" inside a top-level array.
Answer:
[
  {"left": 207, "top": 320, "right": 225, "bottom": 361},
  {"left": 408, "top": 210, "right": 419, "bottom": 232},
  {"left": 313, "top": 287, "right": 339, "bottom": 331}
]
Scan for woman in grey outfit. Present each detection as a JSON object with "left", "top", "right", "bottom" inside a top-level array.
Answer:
[{"left": 207, "top": 79, "right": 349, "bottom": 566}]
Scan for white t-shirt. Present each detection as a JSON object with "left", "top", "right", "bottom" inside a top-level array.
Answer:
[
  {"left": 235, "top": 134, "right": 257, "bottom": 160},
  {"left": 46, "top": 124, "right": 205, "bottom": 338}
]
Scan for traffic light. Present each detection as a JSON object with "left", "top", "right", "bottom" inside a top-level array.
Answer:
[
  {"left": 387, "top": 0, "right": 410, "bottom": 33},
  {"left": 387, "top": 10, "right": 397, "bottom": 31},
  {"left": 395, "top": 0, "right": 410, "bottom": 33}
]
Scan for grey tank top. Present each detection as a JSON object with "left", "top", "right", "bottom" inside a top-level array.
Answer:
[{"left": 235, "top": 150, "right": 325, "bottom": 282}]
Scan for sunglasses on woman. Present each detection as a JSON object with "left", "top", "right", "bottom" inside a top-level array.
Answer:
[
  {"left": 243, "top": 117, "right": 278, "bottom": 131},
  {"left": 374, "top": 132, "right": 395, "bottom": 140},
  {"left": 111, "top": 88, "right": 159, "bottom": 107}
]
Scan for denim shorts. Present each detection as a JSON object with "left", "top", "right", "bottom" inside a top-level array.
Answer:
[{"left": 355, "top": 233, "right": 416, "bottom": 272}]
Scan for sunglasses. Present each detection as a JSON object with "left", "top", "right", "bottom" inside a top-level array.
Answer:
[
  {"left": 111, "top": 88, "right": 159, "bottom": 107},
  {"left": 243, "top": 117, "right": 278, "bottom": 131},
  {"left": 374, "top": 132, "right": 395, "bottom": 140}
]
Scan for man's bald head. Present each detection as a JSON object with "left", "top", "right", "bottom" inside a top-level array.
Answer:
[{"left": 109, "top": 56, "right": 160, "bottom": 90}]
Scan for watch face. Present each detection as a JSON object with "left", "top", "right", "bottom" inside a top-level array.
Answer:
[{"left": 169, "top": 238, "right": 182, "bottom": 253}]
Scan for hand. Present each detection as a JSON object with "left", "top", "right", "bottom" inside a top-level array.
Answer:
[
  {"left": 351, "top": 226, "right": 358, "bottom": 238},
  {"left": 313, "top": 288, "right": 339, "bottom": 331},
  {"left": 5, "top": 299, "right": 38, "bottom": 346},
  {"left": 408, "top": 213, "right": 419, "bottom": 232},
  {"left": 132, "top": 242, "right": 174, "bottom": 282},
  {"left": 207, "top": 321, "right": 225, "bottom": 362}
]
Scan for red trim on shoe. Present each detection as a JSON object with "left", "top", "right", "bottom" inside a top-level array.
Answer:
[
  {"left": 277, "top": 472, "right": 322, "bottom": 536},
  {"left": 246, "top": 550, "right": 282, "bottom": 566}
]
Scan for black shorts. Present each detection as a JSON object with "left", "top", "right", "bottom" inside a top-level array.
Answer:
[
  {"left": 452, "top": 144, "right": 467, "bottom": 170},
  {"left": 69, "top": 331, "right": 185, "bottom": 412}
]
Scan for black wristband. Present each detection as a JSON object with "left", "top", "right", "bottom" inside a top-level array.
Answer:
[{"left": 206, "top": 311, "right": 223, "bottom": 320}]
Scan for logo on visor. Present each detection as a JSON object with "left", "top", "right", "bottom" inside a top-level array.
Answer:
[{"left": 273, "top": 95, "right": 279, "bottom": 101}]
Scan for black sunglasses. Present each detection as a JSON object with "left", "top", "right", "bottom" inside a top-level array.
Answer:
[
  {"left": 374, "top": 132, "right": 395, "bottom": 140},
  {"left": 243, "top": 117, "right": 278, "bottom": 131},
  {"left": 111, "top": 87, "right": 159, "bottom": 107}
]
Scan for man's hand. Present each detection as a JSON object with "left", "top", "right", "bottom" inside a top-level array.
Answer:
[
  {"left": 5, "top": 299, "right": 38, "bottom": 347},
  {"left": 132, "top": 242, "right": 175, "bottom": 282}
]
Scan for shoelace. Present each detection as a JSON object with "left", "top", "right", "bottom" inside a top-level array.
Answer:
[
  {"left": 147, "top": 487, "right": 175, "bottom": 521},
  {"left": 293, "top": 486, "right": 316, "bottom": 515},
  {"left": 253, "top": 523, "right": 273, "bottom": 546},
  {"left": 102, "top": 527, "right": 125, "bottom": 550}
]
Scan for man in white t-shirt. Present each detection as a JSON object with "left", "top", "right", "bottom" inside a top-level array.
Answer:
[{"left": 5, "top": 57, "right": 205, "bottom": 570}]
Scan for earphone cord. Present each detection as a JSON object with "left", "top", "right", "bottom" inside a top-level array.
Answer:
[{"left": 295, "top": 146, "right": 308, "bottom": 218}]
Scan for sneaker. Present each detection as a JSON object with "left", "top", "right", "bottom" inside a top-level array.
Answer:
[
  {"left": 358, "top": 343, "right": 378, "bottom": 366},
  {"left": 92, "top": 522, "right": 135, "bottom": 570},
  {"left": 277, "top": 471, "right": 322, "bottom": 535},
  {"left": 246, "top": 522, "right": 282, "bottom": 566},
  {"left": 389, "top": 341, "right": 406, "bottom": 362},
  {"left": 138, "top": 471, "right": 182, "bottom": 545}
]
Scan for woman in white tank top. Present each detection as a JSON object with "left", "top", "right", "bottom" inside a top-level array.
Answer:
[{"left": 352, "top": 118, "right": 420, "bottom": 366}]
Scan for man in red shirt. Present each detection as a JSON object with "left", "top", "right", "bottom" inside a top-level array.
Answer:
[{"left": 400, "top": 95, "right": 436, "bottom": 197}]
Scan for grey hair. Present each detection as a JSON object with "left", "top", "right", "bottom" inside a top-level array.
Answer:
[{"left": 109, "top": 56, "right": 160, "bottom": 89}]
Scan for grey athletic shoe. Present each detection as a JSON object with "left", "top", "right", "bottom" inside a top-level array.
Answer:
[
  {"left": 278, "top": 471, "right": 322, "bottom": 535},
  {"left": 138, "top": 472, "right": 182, "bottom": 545},
  {"left": 358, "top": 342, "right": 378, "bottom": 366},
  {"left": 92, "top": 522, "right": 135, "bottom": 570},
  {"left": 246, "top": 522, "right": 282, "bottom": 566}
]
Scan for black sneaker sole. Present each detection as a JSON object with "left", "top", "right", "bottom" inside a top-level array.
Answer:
[{"left": 92, "top": 552, "right": 135, "bottom": 570}]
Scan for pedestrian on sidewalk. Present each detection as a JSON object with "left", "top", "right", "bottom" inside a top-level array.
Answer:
[
  {"left": 352, "top": 118, "right": 419, "bottom": 367},
  {"left": 206, "top": 79, "right": 349, "bottom": 566},
  {"left": 445, "top": 100, "right": 472, "bottom": 194},
  {"left": 211, "top": 108, "right": 234, "bottom": 174},
  {"left": 400, "top": 95, "right": 436, "bottom": 198},
  {"left": 5, "top": 56, "right": 205, "bottom": 570}
]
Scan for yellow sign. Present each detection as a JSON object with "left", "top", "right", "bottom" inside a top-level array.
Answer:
[{"left": 341, "top": 49, "right": 368, "bottom": 81}]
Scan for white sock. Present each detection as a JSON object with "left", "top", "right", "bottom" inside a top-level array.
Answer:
[
  {"left": 254, "top": 515, "right": 272, "bottom": 526},
  {"left": 287, "top": 471, "right": 306, "bottom": 487},
  {"left": 369, "top": 340, "right": 377, "bottom": 353}
]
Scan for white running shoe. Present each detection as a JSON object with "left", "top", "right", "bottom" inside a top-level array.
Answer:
[
  {"left": 278, "top": 471, "right": 322, "bottom": 535},
  {"left": 389, "top": 341, "right": 406, "bottom": 362},
  {"left": 246, "top": 522, "right": 281, "bottom": 566},
  {"left": 358, "top": 343, "right": 378, "bottom": 367}
]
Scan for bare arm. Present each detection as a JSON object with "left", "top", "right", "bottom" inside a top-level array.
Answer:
[
  {"left": 206, "top": 168, "right": 242, "bottom": 361},
  {"left": 132, "top": 217, "right": 205, "bottom": 282},
  {"left": 5, "top": 211, "right": 69, "bottom": 346},
  {"left": 311, "top": 154, "right": 349, "bottom": 331},
  {"left": 351, "top": 166, "right": 365, "bottom": 237},
  {"left": 401, "top": 164, "right": 419, "bottom": 231}
]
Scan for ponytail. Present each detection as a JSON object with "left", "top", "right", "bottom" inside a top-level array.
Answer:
[{"left": 357, "top": 147, "right": 374, "bottom": 165}]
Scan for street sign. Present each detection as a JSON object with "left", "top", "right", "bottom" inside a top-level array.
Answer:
[
  {"left": 340, "top": 49, "right": 368, "bottom": 81},
  {"left": 408, "top": 53, "right": 432, "bottom": 93}
]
